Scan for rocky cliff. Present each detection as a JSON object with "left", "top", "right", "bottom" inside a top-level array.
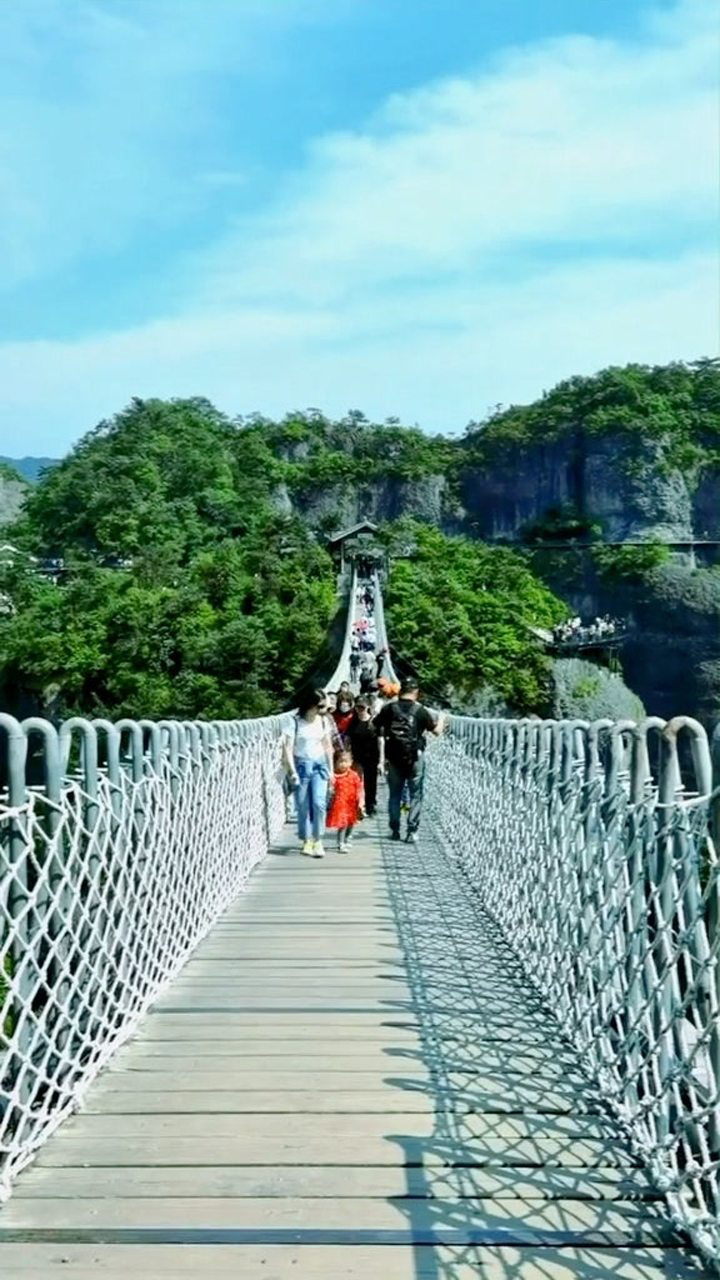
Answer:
[
  {"left": 0, "top": 465, "right": 28, "bottom": 528},
  {"left": 459, "top": 433, "right": 713, "bottom": 544},
  {"left": 274, "top": 441, "right": 719, "bottom": 546},
  {"left": 274, "top": 472, "right": 463, "bottom": 533}
]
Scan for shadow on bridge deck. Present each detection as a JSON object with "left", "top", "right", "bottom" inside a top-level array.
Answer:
[{"left": 0, "top": 809, "right": 706, "bottom": 1279}]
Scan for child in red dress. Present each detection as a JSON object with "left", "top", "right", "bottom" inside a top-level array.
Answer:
[{"left": 326, "top": 749, "right": 364, "bottom": 853}]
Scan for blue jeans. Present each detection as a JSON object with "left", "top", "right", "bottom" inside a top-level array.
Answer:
[
  {"left": 294, "top": 758, "right": 330, "bottom": 842},
  {"left": 387, "top": 755, "right": 426, "bottom": 836}
]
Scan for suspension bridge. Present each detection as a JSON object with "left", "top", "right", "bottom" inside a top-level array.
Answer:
[{"left": 0, "top": 571, "right": 718, "bottom": 1278}]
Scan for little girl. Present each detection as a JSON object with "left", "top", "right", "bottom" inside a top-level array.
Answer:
[{"left": 326, "top": 749, "right": 364, "bottom": 853}]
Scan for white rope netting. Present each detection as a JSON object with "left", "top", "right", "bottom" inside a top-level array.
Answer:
[
  {"left": 426, "top": 714, "right": 720, "bottom": 1266},
  {"left": 0, "top": 712, "right": 290, "bottom": 1199}
]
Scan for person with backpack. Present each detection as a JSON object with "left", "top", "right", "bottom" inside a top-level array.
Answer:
[{"left": 375, "top": 677, "right": 444, "bottom": 843}]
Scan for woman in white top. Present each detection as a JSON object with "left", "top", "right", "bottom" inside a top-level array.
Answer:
[{"left": 284, "top": 686, "right": 334, "bottom": 858}]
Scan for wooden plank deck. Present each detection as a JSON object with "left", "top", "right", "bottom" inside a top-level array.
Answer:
[{"left": 0, "top": 815, "right": 704, "bottom": 1278}]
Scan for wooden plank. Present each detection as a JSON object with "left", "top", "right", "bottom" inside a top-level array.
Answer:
[
  {"left": 35, "top": 1134, "right": 638, "bottom": 1167},
  {"left": 47, "top": 1110, "right": 622, "bottom": 1141},
  {"left": 0, "top": 1195, "right": 678, "bottom": 1243},
  {"left": 0, "top": 1245, "right": 704, "bottom": 1279},
  {"left": 0, "top": 1244, "right": 703, "bottom": 1279},
  {"left": 13, "top": 1164, "right": 655, "bottom": 1201},
  {"left": 96, "top": 1068, "right": 592, "bottom": 1094},
  {"left": 152, "top": 1001, "right": 551, "bottom": 1031},
  {"left": 108, "top": 1055, "right": 442, "bottom": 1077},
  {"left": 182, "top": 949, "right": 406, "bottom": 961},
  {"left": 182, "top": 960, "right": 408, "bottom": 970},
  {"left": 81, "top": 1089, "right": 446, "bottom": 1114},
  {"left": 169, "top": 986, "right": 541, "bottom": 1015},
  {"left": 136, "top": 1020, "right": 424, "bottom": 1041},
  {"left": 146, "top": 1013, "right": 556, "bottom": 1043},
  {"left": 84, "top": 1083, "right": 595, "bottom": 1114},
  {"left": 111, "top": 1051, "right": 584, "bottom": 1080}
]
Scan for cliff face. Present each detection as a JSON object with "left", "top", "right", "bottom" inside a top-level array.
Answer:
[
  {"left": 276, "top": 473, "right": 462, "bottom": 532},
  {"left": 532, "top": 550, "right": 720, "bottom": 728},
  {"left": 266, "top": 433, "right": 720, "bottom": 727},
  {"left": 617, "top": 564, "right": 720, "bottom": 726},
  {"left": 461, "top": 433, "right": 703, "bottom": 543},
  {"left": 272, "top": 434, "right": 717, "bottom": 547},
  {"left": 0, "top": 471, "right": 28, "bottom": 527},
  {"left": 551, "top": 657, "right": 645, "bottom": 723}
]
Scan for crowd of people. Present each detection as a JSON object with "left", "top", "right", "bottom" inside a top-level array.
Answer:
[
  {"left": 349, "top": 581, "right": 398, "bottom": 695},
  {"left": 282, "top": 578, "right": 444, "bottom": 858},
  {"left": 552, "top": 614, "right": 620, "bottom": 646}
]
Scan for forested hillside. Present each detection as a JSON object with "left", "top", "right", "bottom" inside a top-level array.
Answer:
[
  {"left": 0, "top": 397, "right": 564, "bottom": 720},
  {"left": 2, "top": 359, "right": 719, "bottom": 724},
  {"left": 1, "top": 400, "right": 339, "bottom": 719}
]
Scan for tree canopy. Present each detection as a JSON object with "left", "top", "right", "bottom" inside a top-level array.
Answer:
[
  {"left": 383, "top": 521, "right": 565, "bottom": 712},
  {"left": 1, "top": 398, "right": 337, "bottom": 719}
]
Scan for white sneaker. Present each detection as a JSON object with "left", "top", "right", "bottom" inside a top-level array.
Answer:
[
  {"left": 338, "top": 842, "right": 349, "bottom": 854},
  {"left": 301, "top": 839, "right": 314, "bottom": 856},
  {"left": 312, "top": 842, "right": 325, "bottom": 859}
]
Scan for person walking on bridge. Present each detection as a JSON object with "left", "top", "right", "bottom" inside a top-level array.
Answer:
[
  {"left": 376, "top": 677, "right": 444, "bottom": 843},
  {"left": 284, "top": 687, "right": 334, "bottom": 858},
  {"left": 347, "top": 696, "right": 380, "bottom": 817}
]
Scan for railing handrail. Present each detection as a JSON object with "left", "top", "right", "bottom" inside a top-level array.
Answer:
[
  {"left": 427, "top": 711, "right": 720, "bottom": 1266},
  {"left": 0, "top": 708, "right": 290, "bottom": 1201}
]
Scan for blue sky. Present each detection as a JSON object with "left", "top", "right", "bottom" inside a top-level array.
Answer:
[{"left": 1, "top": 0, "right": 717, "bottom": 454}]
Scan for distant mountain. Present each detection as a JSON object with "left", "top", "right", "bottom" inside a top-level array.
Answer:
[{"left": 0, "top": 456, "right": 58, "bottom": 484}]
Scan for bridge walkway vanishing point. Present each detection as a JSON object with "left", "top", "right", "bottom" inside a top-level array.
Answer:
[{"left": 0, "top": 813, "right": 704, "bottom": 1279}]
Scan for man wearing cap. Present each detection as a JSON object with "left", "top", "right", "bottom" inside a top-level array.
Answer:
[{"left": 375, "top": 677, "right": 444, "bottom": 843}]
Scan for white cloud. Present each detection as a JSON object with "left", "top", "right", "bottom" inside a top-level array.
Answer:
[
  {"left": 0, "top": 0, "right": 347, "bottom": 287},
  {"left": 193, "top": 0, "right": 716, "bottom": 305},
  {"left": 0, "top": 0, "right": 718, "bottom": 451}
]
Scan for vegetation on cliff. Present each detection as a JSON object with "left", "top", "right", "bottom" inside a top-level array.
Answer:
[
  {"left": 551, "top": 658, "right": 645, "bottom": 722},
  {"left": 462, "top": 359, "right": 720, "bottom": 479},
  {"left": 591, "top": 542, "right": 671, "bottom": 583},
  {"left": 0, "top": 461, "right": 25, "bottom": 486},
  {"left": 236, "top": 409, "right": 454, "bottom": 504}
]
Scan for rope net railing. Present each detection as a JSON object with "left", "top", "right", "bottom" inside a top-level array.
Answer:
[
  {"left": 0, "top": 710, "right": 290, "bottom": 1199},
  {"left": 425, "top": 713, "right": 720, "bottom": 1265}
]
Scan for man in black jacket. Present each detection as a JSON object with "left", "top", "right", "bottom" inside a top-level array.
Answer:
[
  {"left": 375, "top": 677, "right": 444, "bottom": 843},
  {"left": 347, "top": 697, "right": 380, "bottom": 816}
]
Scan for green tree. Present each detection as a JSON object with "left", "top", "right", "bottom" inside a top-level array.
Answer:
[{"left": 383, "top": 521, "right": 565, "bottom": 712}]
